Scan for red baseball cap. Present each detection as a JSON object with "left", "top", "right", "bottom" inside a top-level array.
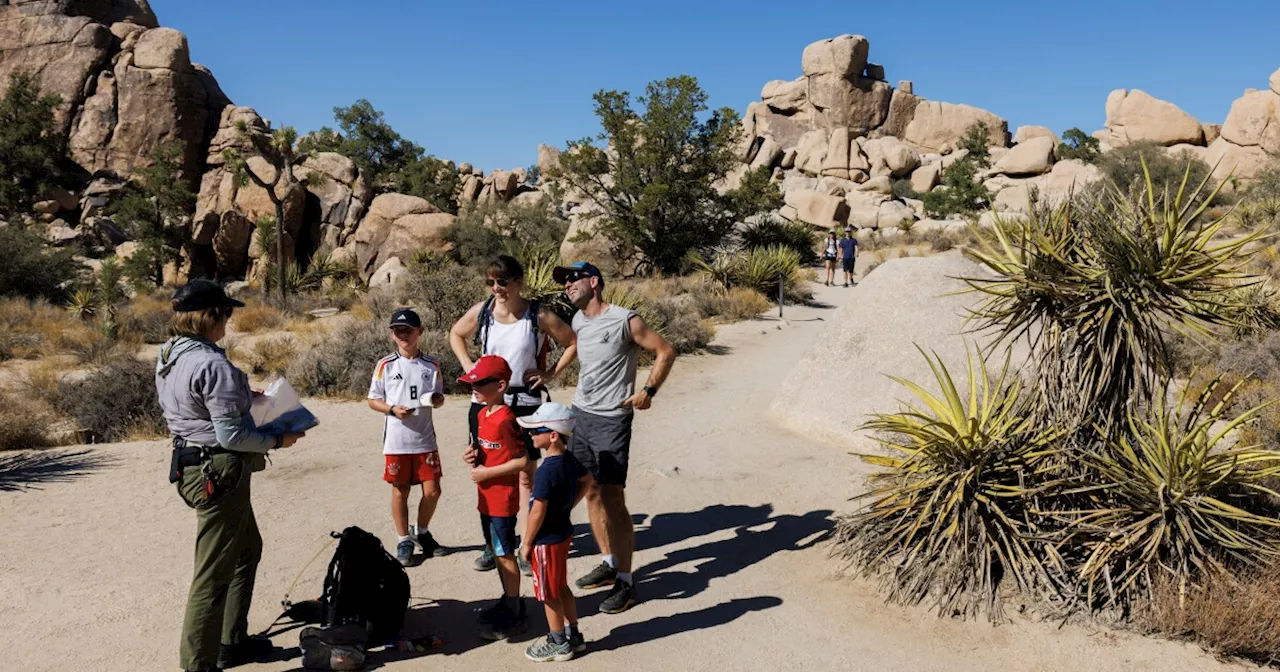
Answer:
[{"left": 457, "top": 354, "right": 512, "bottom": 385}]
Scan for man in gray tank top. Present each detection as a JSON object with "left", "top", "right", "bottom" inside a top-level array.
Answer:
[{"left": 552, "top": 261, "right": 675, "bottom": 615}]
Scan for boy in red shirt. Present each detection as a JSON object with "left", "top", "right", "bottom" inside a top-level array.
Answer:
[{"left": 459, "top": 355, "right": 530, "bottom": 640}]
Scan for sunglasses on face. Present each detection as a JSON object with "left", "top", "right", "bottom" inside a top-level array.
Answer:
[
  {"left": 528, "top": 426, "right": 554, "bottom": 435},
  {"left": 470, "top": 377, "right": 500, "bottom": 388},
  {"left": 486, "top": 277, "right": 511, "bottom": 288},
  {"left": 562, "top": 271, "right": 591, "bottom": 284}
]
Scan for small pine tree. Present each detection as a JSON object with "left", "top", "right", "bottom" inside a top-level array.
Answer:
[
  {"left": 112, "top": 140, "right": 195, "bottom": 288},
  {"left": 0, "top": 72, "right": 64, "bottom": 217},
  {"left": 1058, "top": 128, "right": 1101, "bottom": 164}
]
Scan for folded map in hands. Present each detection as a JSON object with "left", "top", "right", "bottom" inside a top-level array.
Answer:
[{"left": 251, "top": 377, "right": 320, "bottom": 435}]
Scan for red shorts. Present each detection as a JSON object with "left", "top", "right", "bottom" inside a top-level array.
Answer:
[
  {"left": 530, "top": 540, "right": 570, "bottom": 602},
  {"left": 383, "top": 452, "right": 442, "bottom": 486}
]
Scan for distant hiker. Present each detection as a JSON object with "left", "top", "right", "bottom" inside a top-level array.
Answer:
[
  {"left": 367, "top": 308, "right": 447, "bottom": 566},
  {"left": 839, "top": 226, "right": 859, "bottom": 287},
  {"left": 518, "top": 402, "right": 590, "bottom": 662},
  {"left": 156, "top": 279, "right": 305, "bottom": 672},
  {"left": 449, "top": 255, "right": 578, "bottom": 575},
  {"left": 823, "top": 229, "right": 839, "bottom": 286},
  {"left": 459, "top": 355, "right": 531, "bottom": 640},
  {"left": 553, "top": 261, "right": 675, "bottom": 614}
]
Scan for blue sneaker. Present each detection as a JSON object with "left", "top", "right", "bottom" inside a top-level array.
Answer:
[
  {"left": 473, "top": 545, "right": 495, "bottom": 571},
  {"left": 396, "top": 539, "right": 414, "bottom": 566}
]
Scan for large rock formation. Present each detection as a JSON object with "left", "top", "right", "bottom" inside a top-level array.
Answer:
[
  {"left": 343, "top": 193, "right": 455, "bottom": 282},
  {"left": 1205, "top": 68, "right": 1280, "bottom": 186},
  {"left": 1104, "top": 89, "right": 1204, "bottom": 148},
  {"left": 770, "top": 252, "right": 1027, "bottom": 449}
]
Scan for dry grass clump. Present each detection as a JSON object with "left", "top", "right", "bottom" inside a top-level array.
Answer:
[
  {"left": 240, "top": 337, "right": 298, "bottom": 377},
  {"left": 54, "top": 357, "right": 165, "bottom": 443},
  {"left": 119, "top": 292, "right": 174, "bottom": 344},
  {"left": 1138, "top": 568, "right": 1280, "bottom": 666},
  {"left": 0, "top": 297, "right": 99, "bottom": 361},
  {"left": 230, "top": 303, "right": 286, "bottom": 334},
  {"left": 0, "top": 389, "right": 54, "bottom": 451}
]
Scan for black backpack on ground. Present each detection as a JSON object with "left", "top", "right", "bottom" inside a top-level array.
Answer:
[{"left": 319, "top": 526, "right": 410, "bottom": 644}]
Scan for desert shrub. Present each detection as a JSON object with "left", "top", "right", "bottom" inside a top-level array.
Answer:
[
  {"left": 922, "top": 159, "right": 991, "bottom": 218},
  {"left": 0, "top": 389, "right": 53, "bottom": 450},
  {"left": 288, "top": 320, "right": 390, "bottom": 399},
  {"left": 0, "top": 223, "right": 81, "bottom": 302},
  {"left": 645, "top": 295, "right": 715, "bottom": 354},
  {"left": 1096, "top": 140, "right": 1216, "bottom": 200},
  {"left": 693, "top": 285, "right": 771, "bottom": 322},
  {"left": 1139, "top": 567, "right": 1280, "bottom": 666},
  {"left": 230, "top": 302, "right": 285, "bottom": 334},
  {"left": 922, "top": 228, "right": 956, "bottom": 252},
  {"left": 1244, "top": 157, "right": 1280, "bottom": 202},
  {"left": 0, "top": 296, "right": 122, "bottom": 362},
  {"left": 242, "top": 337, "right": 298, "bottom": 376},
  {"left": 891, "top": 179, "right": 920, "bottom": 200},
  {"left": 395, "top": 260, "right": 486, "bottom": 331},
  {"left": 1057, "top": 128, "right": 1101, "bottom": 164},
  {"left": 836, "top": 349, "right": 1064, "bottom": 619},
  {"left": 696, "top": 245, "right": 809, "bottom": 303},
  {"left": 119, "top": 292, "right": 173, "bottom": 344},
  {"left": 738, "top": 216, "right": 818, "bottom": 263},
  {"left": 57, "top": 357, "right": 165, "bottom": 443},
  {"left": 445, "top": 199, "right": 569, "bottom": 267}
]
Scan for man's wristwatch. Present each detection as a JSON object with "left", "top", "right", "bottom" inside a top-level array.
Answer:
[{"left": 643, "top": 385, "right": 658, "bottom": 398}]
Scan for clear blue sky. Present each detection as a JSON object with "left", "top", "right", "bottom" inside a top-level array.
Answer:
[{"left": 153, "top": 0, "right": 1278, "bottom": 171}]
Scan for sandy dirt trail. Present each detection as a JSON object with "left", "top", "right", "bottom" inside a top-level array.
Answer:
[{"left": 0, "top": 281, "right": 1257, "bottom": 672}]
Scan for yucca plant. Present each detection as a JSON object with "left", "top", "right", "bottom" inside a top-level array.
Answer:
[
  {"left": 693, "top": 245, "right": 804, "bottom": 300},
  {"left": 835, "top": 346, "right": 1068, "bottom": 620},
  {"left": 68, "top": 287, "right": 97, "bottom": 321},
  {"left": 1258, "top": 197, "right": 1280, "bottom": 223},
  {"left": 961, "top": 161, "right": 1266, "bottom": 433},
  {"left": 1058, "top": 377, "right": 1280, "bottom": 608}
]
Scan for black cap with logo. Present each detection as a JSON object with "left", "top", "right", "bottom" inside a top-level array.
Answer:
[
  {"left": 388, "top": 308, "right": 422, "bottom": 329},
  {"left": 172, "top": 279, "right": 245, "bottom": 313}
]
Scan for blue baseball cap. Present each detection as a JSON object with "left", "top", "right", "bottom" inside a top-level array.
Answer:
[{"left": 552, "top": 261, "right": 603, "bottom": 286}]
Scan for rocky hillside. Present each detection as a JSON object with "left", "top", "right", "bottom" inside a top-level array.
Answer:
[
  {"left": 730, "top": 34, "right": 1280, "bottom": 236},
  {"left": 0, "top": 0, "right": 546, "bottom": 284},
  {"left": 3, "top": 5, "right": 1278, "bottom": 283}
]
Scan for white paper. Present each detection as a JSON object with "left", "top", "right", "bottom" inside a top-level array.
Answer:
[{"left": 251, "top": 377, "right": 320, "bottom": 435}]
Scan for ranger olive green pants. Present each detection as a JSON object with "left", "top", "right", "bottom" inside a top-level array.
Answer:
[{"left": 177, "top": 452, "right": 262, "bottom": 671}]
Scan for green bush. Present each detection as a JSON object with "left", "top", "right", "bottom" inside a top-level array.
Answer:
[
  {"left": 697, "top": 245, "right": 809, "bottom": 303},
  {"left": 738, "top": 216, "right": 818, "bottom": 263},
  {"left": 891, "top": 179, "right": 920, "bottom": 200},
  {"left": 1057, "top": 128, "right": 1101, "bottom": 164},
  {"left": 287, "top": 319, "right": 470, "bottom": 398},
  {"left": 1096, "top": 140, "right": 1215, "bottom": 198},
  {"left": 444, "top": 199, "right": 568, "bottom": 267},
  {"left": 58, "top": 357, "right": 165, "bottom": 443},
  {"left": 0, "top": 223, "right": 81, "bottom": 301},
  {"left": 922, "top": 159, "right": 991, "bottom": 218},
  {"left": 395, "top": 261, "right": 486, "bottom": 331}
]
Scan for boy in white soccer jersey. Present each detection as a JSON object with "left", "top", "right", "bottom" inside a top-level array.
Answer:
[{"left": 367, "top": 308, "right": 448, "bottom": 566}]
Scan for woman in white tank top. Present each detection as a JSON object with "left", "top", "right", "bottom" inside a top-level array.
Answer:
[{"left": 448, "top": 255, "right": 579, "bottom": 571}]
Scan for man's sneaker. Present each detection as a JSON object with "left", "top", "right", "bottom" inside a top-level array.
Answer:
[
  {"left": 518, "top": 554, "right": 533, "bottom": 576},
  {"left": 217, "top": 634, "right": 276, "bottom": 668},
  {"left": 414, "top": 529, "right": 447, "bottom": 558},
  {"left": 473, "top": 546, "right": 496, "bottom": 571},
  {"left": 480, "top": 602, "right": 529, "bottom": 641},
  {"left": 525, "top": 635, "right": 575, "bottom": 662},
  {"left": 599, "top": 579, "right": 637, "bottom": 614},
  {"left": 574, "top": 561, "right": 616, "bottom": 590},
  {"left": 568, "top": 630, "right": 586, "bottom": 653},
  {"left": 396, "top": 539, "right": 414, "bottom": 566}
]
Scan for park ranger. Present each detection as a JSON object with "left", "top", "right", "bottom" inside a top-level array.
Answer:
[{"left": 155, "top": 279, "right": 305, "bottom": 672}]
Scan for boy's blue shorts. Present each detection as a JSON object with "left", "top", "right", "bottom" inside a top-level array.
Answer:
[{"left": 481, "top": 514, "right": 518, "bottom": 557}]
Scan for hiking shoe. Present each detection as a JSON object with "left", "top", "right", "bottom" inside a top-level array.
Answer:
[
  {"left": 518, "top": 554, "right": 533, "bottom": 576},
  {"left": 415, "top": 530, "right": 447, "bottom": 558},
  {"left": 477, "top": 599, "right": 505, "bottom": 625},
  {"left": 599, "top": 579, "right": 637, "bottom": 614},
  {"left": 569, "top": 630, "right": 586, "bottom": 653},
  {"left": 574, "top": 561, "right": 617, "bottom": 590},
  {"left": 217, "top": 634, "right": 276, "bottom": 668},
  {"left": 396, "top": 539, "right": 414, "bottom": 566},
  {"left": 473, "top": 546, "right": 496, "bottom": 571},
  {"left": 525, "top": 635, "right": 575, "bottom": 662},
  {"left": 480, "top": 603, "right": 529, "bottom": 641}
]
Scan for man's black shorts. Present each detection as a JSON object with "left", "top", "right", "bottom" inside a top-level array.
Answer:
[
  {"left": 469, "top": 402, "right": 540, "bottom": 460},
  {"left": 568, "top": 409, "right": 632, "bottom": 487},
  {"left": 842, "top": 257, "right": 856, "bottom": 274}
]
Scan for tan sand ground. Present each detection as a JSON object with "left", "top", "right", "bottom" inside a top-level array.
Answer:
[{"left": 0, "top": 279, "right": 1258, "bottom": 672}]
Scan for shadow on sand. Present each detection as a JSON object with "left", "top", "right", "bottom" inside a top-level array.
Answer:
[{"left": 0, "top": 448, "right": 116, "bottom": 493}]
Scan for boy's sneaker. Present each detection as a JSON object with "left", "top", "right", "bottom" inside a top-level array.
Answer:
[
  {"left": 525, "top": 635, "right": 575, "bottom": 662},
  {"left": 476, "top": 600, "right": 504, "bottom": 625},
  {"left": 396, "top": 539, "right": 414, "bottom": 566},
  {"left": 473, "top": 546, "right": 495, "bottom": 572},
  {"left": 518, "top": 554, "right": 533, "bottom": 576},
  {"left": 599, "top": 579, "right": 637, "bottom": 614},
  {"left": 414, "top": 529, "right": 446, "bottom": 558},
  {"left": 574, "top": 561, "right": 616, "bottom": 590},
  {"left": 568, "top": 630, "right": 586, "bottom": 653},
  {"left": 217, "top": 634, "right": 276, "bottom": 668}
]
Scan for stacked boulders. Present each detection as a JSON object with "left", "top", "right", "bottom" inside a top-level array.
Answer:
[{"left": 1205, "top": 68, "right": 1280, "bottom": 188}]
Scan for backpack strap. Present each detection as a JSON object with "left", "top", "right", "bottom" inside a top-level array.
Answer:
[{"left": 472, "top": 296, "right": 496, "bottom": 353}]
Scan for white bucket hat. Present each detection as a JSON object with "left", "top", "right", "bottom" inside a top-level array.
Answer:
[{"left": 516, "top": 402, "right": 575, "bottom": 436}]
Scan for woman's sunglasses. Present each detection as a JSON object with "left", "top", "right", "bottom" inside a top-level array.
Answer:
[{"left": 486, "top": 277, "right": 513, "bottom": 288}]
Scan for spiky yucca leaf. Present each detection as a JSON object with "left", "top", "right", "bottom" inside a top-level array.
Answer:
[
  {"left": 1060, "top": 378, "right": 1280, "bottom": 608},
  {"left": 835, "top": 345, "right": 1067, "bottom": 620}
]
